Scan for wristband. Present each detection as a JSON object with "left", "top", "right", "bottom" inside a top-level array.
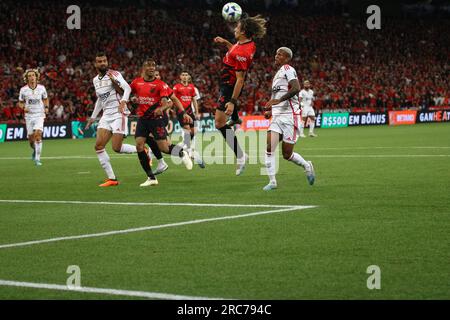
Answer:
[{"left": 230, "top": 98, "right": 238, "bottom": 105}]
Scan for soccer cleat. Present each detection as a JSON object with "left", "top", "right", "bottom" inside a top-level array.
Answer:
[
  {"left": 192, "top": 151, "right": 206, "bottom": 169},
  {"left": 299, "top": 133, "right": 306, "bottom": 138},
  {"left": 309, "top": 132, "right": 318, "bottom": 137},
  {"left": 263, "top": 182, "right": 278, "bottom": 191},
  {"left": 34, "top": 160, "right": 42, "bottom": 166},
  {"left": 154, "top": 162, "right": 169, "bottom": 175},
  {"left": 181, "top": 150, "right": 193, "bottom": 170},
  {"left": 236, "top": 153, "right": 248, "bottom": 176},
  {"left": 140, "top": 178, "right": 158, "bottom": 187},
  {"left": 144, "top": 146, "right": 153, "bottom": 166},
  {"left": 99, "top": 179, "right": 119, "bottom": 187},
  {"left": 304, "top": 161, "right": 315, "bottom": 186},
  {"left": 226, "top": 117, "right": 243, "bottom": 127}
]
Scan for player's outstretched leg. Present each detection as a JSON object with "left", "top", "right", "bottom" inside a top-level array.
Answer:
[{"left": 283, "top": 143, "right": 315, "bottom": 186}]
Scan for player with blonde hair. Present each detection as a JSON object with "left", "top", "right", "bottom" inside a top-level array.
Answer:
[{"left": 19, "top": 69, "right": 49, "bottom": 166}]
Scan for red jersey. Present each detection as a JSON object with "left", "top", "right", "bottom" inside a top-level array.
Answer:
[
  {"left": 220, "top": 40, "right": 256, "bottom": 87},
  {"left": 173, "top": 83, "right": 196, "bottom": 110},
  {"left": 130, "top": 77, "right": 173, "bottom": 119}
]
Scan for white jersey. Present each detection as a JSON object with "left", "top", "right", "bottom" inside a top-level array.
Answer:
[
  {"left": 299, "top": 89, "right": 315, "bottom": 109},
  {"left": 92, "top": 70, "right": 131, "bottom": 120},
  {"left": 271, "top": 64, "right": 300, "bottom": 117},
  {"left": 19, "top": 84, "right": 47, "bottom": 119}
]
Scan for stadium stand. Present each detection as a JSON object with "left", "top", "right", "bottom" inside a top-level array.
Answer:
[{"left": 0, "top": 0, "right": 448, "bottom": 122}]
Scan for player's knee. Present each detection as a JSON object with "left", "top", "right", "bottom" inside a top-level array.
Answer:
[
  {"left": 94, "top": 144, "right": 104, "bottom": 151},
  {"left": 135, "top": 142, "right": 145, "bottom": 152}
]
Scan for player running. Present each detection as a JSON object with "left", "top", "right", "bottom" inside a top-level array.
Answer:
[
  {"left": 299, "top": 80, "right": 317, "bottom": 137},
  {"left": 19, "top": 69, "right": 49, "bottom": 166},
  {"left": 173, "top": 71, "right": 205, "bottom": 168},
  {"left": 263, "top": 47, "right": 315, "bottom": 191},
  {"left": 85, "top": 52, "right": 139, "bottom": 187},
  {"left": 130, "top": 58, "right": 193, "bottom": 187},
  {"left": 213, "top": 14, "right": 267, "bottom": 175}
]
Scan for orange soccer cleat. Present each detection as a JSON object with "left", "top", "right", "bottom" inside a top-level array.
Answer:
[{"left": 99, "top": 179, "right": 119, "bottom": 187}]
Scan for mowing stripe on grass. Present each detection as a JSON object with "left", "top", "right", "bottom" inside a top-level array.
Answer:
[
  {"left": 0, "top": 205, "right": 316, "bottom": 250},
  {"left": 0, "top": 279, "right": 226, "bottom": 300},
  {"left": 0, "top": 199, "right": 303, "bottom": 209}
]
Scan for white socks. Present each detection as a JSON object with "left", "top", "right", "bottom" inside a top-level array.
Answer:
[
  {"left": 96, "top": 149, "right": 116, "bottom": 180},
  {"left": 309, "top": 120, "right": 315, "bottom": 134},
  {"left": 120, "top": 144, "right": 137, "bottom": 154},
  {"left": 34, "top": 141, "right": 42, "bottom": 161},
  {"left": 265, "top": 151, "right": 277, "bottom": 184},
  {"left": 299, "top": 121, "right": 305, "bottom": 136},
  {"left": 288, "top": 152, "right": 308, "bottom": 168}
]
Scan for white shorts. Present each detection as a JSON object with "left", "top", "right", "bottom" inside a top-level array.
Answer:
[
  {"left": 97, "top": 115, "right": 129, "bottom": 135},
  {"left": 269, "top": 115, "right": 299, "bottom": 144},
  {"left": 26, "top": 117, "right": 44, "bottom": 136},
  {"left": 302, "top": 107, "right": 315, "bottom": 118}
]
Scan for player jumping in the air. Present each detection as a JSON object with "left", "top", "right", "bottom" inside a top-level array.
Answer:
[
  {"left": 173, "top": 71, "right": 205, "bottom": 168},
  {"left": 19, "top": 69, "right": 49, "bottom": 166},
  {"left": 130, "top": 58, "right": 193, "bottom": 187},
  {"left": 299, "top": 80, "right": 317, "bottom": 137},
  {"left": 86, "top": 53, "right": 140, "bottom": 187},
  {"left": 263, "top": 47, "right": 315, "bottom": 191},
  {"left": 213, "top": 14, "right": 267, "bottom": 175}
]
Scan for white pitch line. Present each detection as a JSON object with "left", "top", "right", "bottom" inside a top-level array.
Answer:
[
  {"left": 0, "top": 199, "right": 301, "bottom": 209},
  {"left": 0, "top": 206, "right": 316, "bottom": 250},
  {"left": 0, "top": 279, "right": 226, "bottom": 300}
]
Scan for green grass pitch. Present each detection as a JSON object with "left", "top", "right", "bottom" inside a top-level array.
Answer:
[{"left": 0, "top": 123, "right": 449, "bottom": 299}]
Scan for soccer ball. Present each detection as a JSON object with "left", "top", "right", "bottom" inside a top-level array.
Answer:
[{"left": 222, "top": 2, "right": 242, "bottom": 22}]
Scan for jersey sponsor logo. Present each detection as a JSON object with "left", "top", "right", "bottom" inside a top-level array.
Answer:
[
  {"left": 98, "top": 92, "right": 110, "bottom": 102},
  {"left": 27, "top": 99, "right": 41, "bottom": 105},
  {"left": 236, "top": 55, "right": 247, "bottom": 62}
]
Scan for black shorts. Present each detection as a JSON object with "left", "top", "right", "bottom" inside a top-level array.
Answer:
[
  {"left": 178, "top": 110, "right": 195, "bottom": 128},
  {"left": 135, "top": 118, "right": 168, "bottom": 141},
  {"left": 217, "top": 85, "right": 234, "bottom": 112}
]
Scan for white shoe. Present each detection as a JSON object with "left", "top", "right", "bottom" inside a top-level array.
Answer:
[
  {"left": 299, "top": 133, "right": 306, "bottom": 138},
  {"left": 181, "top": 151, "right": 193, "bottom": 170},
  {"left": 140, "top": 178, "right": 158, "bottom": 187},
  {"left": 154, "top": 162, "right": 168, "bottom": 175},
  {"left": 309, "top": 132, "right": 317, "bottom": 137},
  {"left": 263, "top": 182, "right": 277, "bottom": 191},
  {"left": 236, "top": 153, "right": 248, "bottom": 176}
]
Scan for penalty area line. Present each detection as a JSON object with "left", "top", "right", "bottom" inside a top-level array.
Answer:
[
  {"left": 0, "top": 205, "right": 316, "bottom": 250},
  {"left": 0, "top": 279, "right": 227, "bottom": 300}
]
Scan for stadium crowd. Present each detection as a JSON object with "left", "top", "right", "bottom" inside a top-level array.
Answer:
[{"left": 0, "top": 0, "right": 449, "bottom": 123}]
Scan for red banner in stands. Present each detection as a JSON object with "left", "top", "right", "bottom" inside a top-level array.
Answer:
[
  {"left": 388, "top": 110, "right": 417, "bottom": 125},
  {"left": 241, "top": 116, "right": 271, "bottom": 131}
]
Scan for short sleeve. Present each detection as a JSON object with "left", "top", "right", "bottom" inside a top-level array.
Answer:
[
  {"left": 160, "top": 82, "right": 172, "bottom": 98},
  {"left": 42, "top": 87, "right": 48, "bottom": 99},
  {"left": 284, "top": 65, "right": 298, "bottom": 82},
  {"left": 19, "top": 88, "right": 25, "bottom": 101}
]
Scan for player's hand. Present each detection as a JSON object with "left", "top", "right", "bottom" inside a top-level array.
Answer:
[
  {"left": 265, "top": 99, "right": 280, "bottom": 111},
  {"left": 183, "top": 114, "right": 193, "bottom": 124},
  {"left": 24, "top": 107, "right": 29, "bottom": 113},
  {"left": 85, "top": 118, "right": 95, "bottom": 130},
  {"left": 106, "top": 70, "right": 116, "bottom": 81},
  {"left": 214, "top": 36, "right": 227, "bottom": 44},
  {"left": 224, "top": 102, "right": 234, "bottom": 116},
  {"left": 119, "top": 101, "right": 127, "bottom": 114},
  {"left": 154, "top": 107, "right": 163, "bottom": 116},
  {"left": 264, "top": 110, "right": 272, "bottom": 119},
  {"left": 195, "top": 113, "right": 201, "bottom": 121},
  {"left": 45, "top": 107, "right": 49, "bottom": 115}
]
